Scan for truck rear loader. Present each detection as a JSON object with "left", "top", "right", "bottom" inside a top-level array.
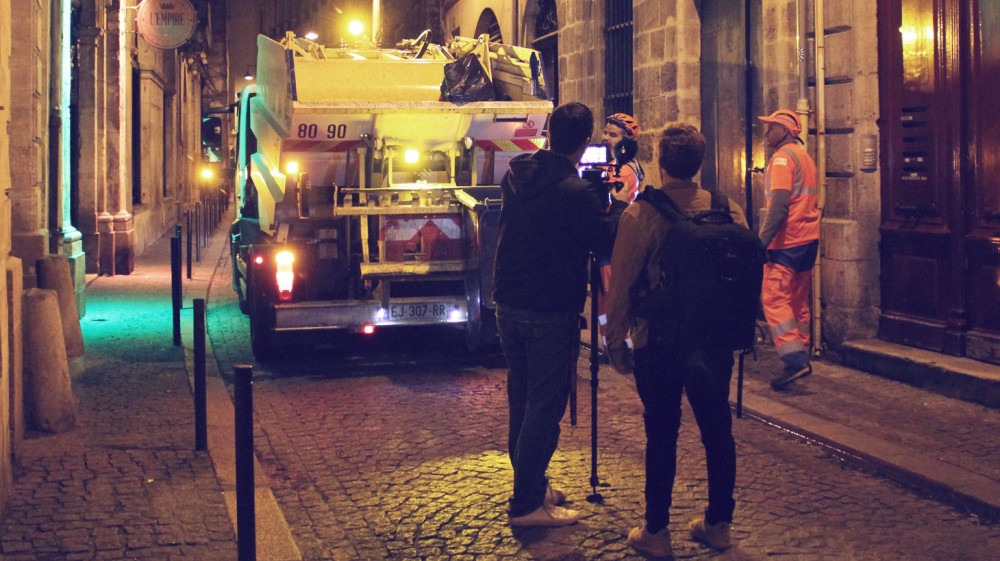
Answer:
[{"left": 231, "top": 32, "right": 553, "bottom": 359}]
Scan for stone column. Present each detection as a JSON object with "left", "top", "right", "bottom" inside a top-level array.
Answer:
[
  {"left": 8, "top": 0, "right": 52, "bottom": 289},
  {"left": 50, "top": 0, "right": 86, "bottom": 314},
  {"left": 0, "top": 0, "right": 14, "bottom": 511},
  {"left": 102, "top": 0, "right": 134, "bottom": 275},
  {"left": 76, "top": 0, "right": 106, "bottom": 276}
]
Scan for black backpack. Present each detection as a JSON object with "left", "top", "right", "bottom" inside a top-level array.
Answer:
[{"left": 633, "top": 186, "right": 765, "bottom": 353}]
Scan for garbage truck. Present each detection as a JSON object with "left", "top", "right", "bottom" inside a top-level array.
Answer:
[{"left": 230, "top": 31, "right": 553, "bottom": 359}]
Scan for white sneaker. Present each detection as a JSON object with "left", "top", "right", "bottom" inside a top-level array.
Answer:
[
  {"left": 544, "top": 484, "right": 567, "bottom": 506},
  {"left": 509, "top": 504, "right": 583, "bottom": 527},
  {"left": 689, "top": 517, "right": 732, "bottom": 550},
  {"left": 627, "top": 525, "right": 673, "bottom": 558}
]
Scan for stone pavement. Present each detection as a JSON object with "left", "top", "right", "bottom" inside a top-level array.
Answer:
[
  {"left": 0, "top": 231, "right": 239, "bottom": 559},
  {"left": 2, "top": 211, "right": 1000, "bottom": 559}
]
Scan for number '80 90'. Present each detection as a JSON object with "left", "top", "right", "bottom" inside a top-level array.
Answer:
[{"left": 297, "top": 124, "right": 348, "bottom": 139}]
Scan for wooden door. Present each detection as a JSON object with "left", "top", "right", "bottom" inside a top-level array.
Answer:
[
  {"left": 963, "top": 1, "right": 1000, "bottom": 364},
  {"left": 878, "top": 0, "right": 966, "bottom": 354},
  {"left": 879, "top": 0, "right": 1000, "bottom": 363},
  {"left": 700, "top": 0, "right": 762, "bottom": 221}
]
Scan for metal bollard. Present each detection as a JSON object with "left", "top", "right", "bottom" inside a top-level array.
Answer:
[
  {"left": 186, "top": 210, "right": 193, "bottom": 279},
  {"left": 195, "top": 202, "right": 202, "bottom": 262},
  {"left": 203, "top": 198, "right": 209, "bottom": 247},
  {"left": 234, "top": 364, "right": 256, "bottom": 561},
  {"left": 171, "top": 237, "right": 182, "bottom": 346},
  {"left": 194, "top": 299, "right": 208, "bottom": 451}
]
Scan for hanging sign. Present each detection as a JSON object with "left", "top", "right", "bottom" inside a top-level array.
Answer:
[{"left": 136, "top": 0, "right": 197, "bottom": 50}]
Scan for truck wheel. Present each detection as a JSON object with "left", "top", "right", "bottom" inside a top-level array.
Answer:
[
  {"left": 247, "top": 266, "right": 278, "bottom": 361},
  {"left": 465, "top": 274, "right": 498, "bottom": 353},
  {"left": 467, "top": 305, "right": 498, "bottom": 353},
  {"left": 234, "top": 247, "right": 249, "bottom": 314},
  {"left": 238, "top": 286, "right": 249, "bottom": 315}
]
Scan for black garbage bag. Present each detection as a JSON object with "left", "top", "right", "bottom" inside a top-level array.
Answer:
[{"left": 441, "top": 54, "right": 496, "bottom": 103}]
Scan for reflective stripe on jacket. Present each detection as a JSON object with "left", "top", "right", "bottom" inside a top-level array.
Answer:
[{"left": 763, "top": 143, "right": 819, "bottom": 249}]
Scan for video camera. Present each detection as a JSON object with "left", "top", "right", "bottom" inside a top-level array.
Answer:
[{"left": 578, "top": 137, "right": 639, "bottom": 204}]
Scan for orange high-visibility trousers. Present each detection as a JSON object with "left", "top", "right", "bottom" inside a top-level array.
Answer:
[{"left": 762, "top": 262, "right": 812, "bottom": 358}]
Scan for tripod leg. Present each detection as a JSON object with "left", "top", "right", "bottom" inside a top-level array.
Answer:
[
  {"left": 587, "top": 257, "right": 603, "bottom": 503},
  {"left": 569, "top": 331, "right": 578, "bottom": 426}
]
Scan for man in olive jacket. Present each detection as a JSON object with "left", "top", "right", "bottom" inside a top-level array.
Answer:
[
  {"left": 606, "top": 123, "right": 746, "bottom": 557},
  {"left": 494, "top": 102, "right": 625, "bottom": 527}
]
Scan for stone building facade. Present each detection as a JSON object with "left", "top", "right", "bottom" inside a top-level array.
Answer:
[
  {"left": 443, "top": 0, "right": 1000, "bottom": 365},
  {"left": 0, "top": 0, "right": 228, "bottom": 512},
  {"left": 0, "top": 0, "right": 14, "bottom": 515}
]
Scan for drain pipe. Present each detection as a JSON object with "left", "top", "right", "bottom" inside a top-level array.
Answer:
[
  {"left": 811, "top": 0, "right": 827, "bottom": 357},
  {"left": 744, "top": 0, "right": 755, "bottom": 231},
  {"left": 796, "top": 0, "right": 810, "bottom": 149}
]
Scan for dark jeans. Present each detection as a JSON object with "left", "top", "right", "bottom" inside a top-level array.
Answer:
[
  {"left": 633, "top": 338, "right": 737, "bottom": 532},
  {"left": 496, "top": 304, "right": 580, "bottom": 517}
]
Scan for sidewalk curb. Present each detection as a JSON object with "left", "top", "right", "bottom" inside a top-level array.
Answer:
[
  {"left": 737, "top": 389, "right": 1000, "bottom": 521},
  {"left": 840, "top": 339, "right": 1000, "bottom": 409},
  {"left": 178, "top": 212, "right": 302, "bottom": 561}
]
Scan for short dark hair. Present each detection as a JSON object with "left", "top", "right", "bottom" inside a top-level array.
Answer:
[
  {"left": 548, "top": 102, "right": 593, "bottom": 155},
  {"left": 658, "top": 123, "right": 706, "bottom": 180}
]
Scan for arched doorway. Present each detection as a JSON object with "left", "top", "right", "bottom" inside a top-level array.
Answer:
[{"left": 474, "top": 8, "right": 503, "bottom": 43}]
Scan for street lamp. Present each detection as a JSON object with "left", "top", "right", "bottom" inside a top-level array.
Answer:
[
  {"left": 348, "top": 20, "right": 364, "bottom": 37},
  {"left": 304, "top": 31, "right": 319, "bottom": 41},
  {"left": 243, "top": 65, "right": 254, "bottom": 81}
]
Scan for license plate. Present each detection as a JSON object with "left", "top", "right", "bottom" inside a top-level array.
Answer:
[{"left": 387, "top": 303, "right": 452, "bottom": 321}]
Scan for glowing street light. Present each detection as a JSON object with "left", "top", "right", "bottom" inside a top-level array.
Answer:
[
  {"left": 348, "top": 20, "right": 364, "bottom": 37},
  {"left": 304, "top": 31, "right": 319, "bottom": 41}
]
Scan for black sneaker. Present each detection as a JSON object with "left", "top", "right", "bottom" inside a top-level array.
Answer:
[{"left": 770, "top": 363, "right": 812, "bottom": 390}]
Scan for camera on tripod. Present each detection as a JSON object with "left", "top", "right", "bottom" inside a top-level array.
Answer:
[{"left": 578, "top": 137, "right": 638, "bottom": 204}]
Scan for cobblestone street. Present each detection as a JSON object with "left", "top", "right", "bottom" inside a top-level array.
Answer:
[
  {"left": 205, "top": 244, "right": 1000, "bottom": 560},
  {"left": 1, "top": 229, "right": 999, "bottom": 560}
]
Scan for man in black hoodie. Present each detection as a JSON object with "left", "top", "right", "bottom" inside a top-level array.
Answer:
[{"left": 494, "top": 102, "right": 625, "bottom": 527}]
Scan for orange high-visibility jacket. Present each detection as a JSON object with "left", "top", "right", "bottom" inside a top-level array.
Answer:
[{"left": 763, "top": 143, "right": 819, "bottom": 249}]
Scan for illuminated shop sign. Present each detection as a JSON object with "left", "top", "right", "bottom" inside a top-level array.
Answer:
[{"left": 136, "top": 0, "right": 197, "bottom": 50}]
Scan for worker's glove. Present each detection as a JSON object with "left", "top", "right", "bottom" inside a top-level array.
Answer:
[{"left": 607, "top": 341, "right": 633, "bottom": 375}]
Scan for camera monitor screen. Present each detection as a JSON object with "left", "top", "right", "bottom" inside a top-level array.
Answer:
[{"left": 580, "top": 144, "right": 612, "bottom": 165}]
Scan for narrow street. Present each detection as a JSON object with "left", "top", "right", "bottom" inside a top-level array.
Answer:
[
  {"left": 1, "top": 222, "right": 998, "bottom": 559},
  {"left": 202, "top": 230, "right": 1000, "bottom": 560}
]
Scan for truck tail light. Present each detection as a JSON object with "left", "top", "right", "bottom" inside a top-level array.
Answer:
[
  {"left": 361, "top": 324, "right": 376, "bottom": 335},
  {"left": 275, "top": 250, "right": 295, "bottom": 301}
]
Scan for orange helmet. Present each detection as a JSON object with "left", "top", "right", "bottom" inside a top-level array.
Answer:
[
  {"left": 758, "top": 109, "right": 802, "bottom": 136},
  {"left": 606, "top": 113, "right": 639, "bottom": 138}
]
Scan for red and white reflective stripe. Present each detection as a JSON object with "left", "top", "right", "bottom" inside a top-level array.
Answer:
[
  {"left": 282, "top": 140, "right": 363, "bottom": 153},
  {"left": 474, "top": 138, "right": 546, "bottom": 152},
  {"left": 381, "top": 217, "right": 462, "bottom": 241}
]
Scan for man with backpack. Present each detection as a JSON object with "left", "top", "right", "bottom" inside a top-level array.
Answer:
[
  {"left": 606, "top": 123, "right": 757, "bottom": 558},
  {"left": 757, "top": 109, "right": 820, "bottom": 390}
]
